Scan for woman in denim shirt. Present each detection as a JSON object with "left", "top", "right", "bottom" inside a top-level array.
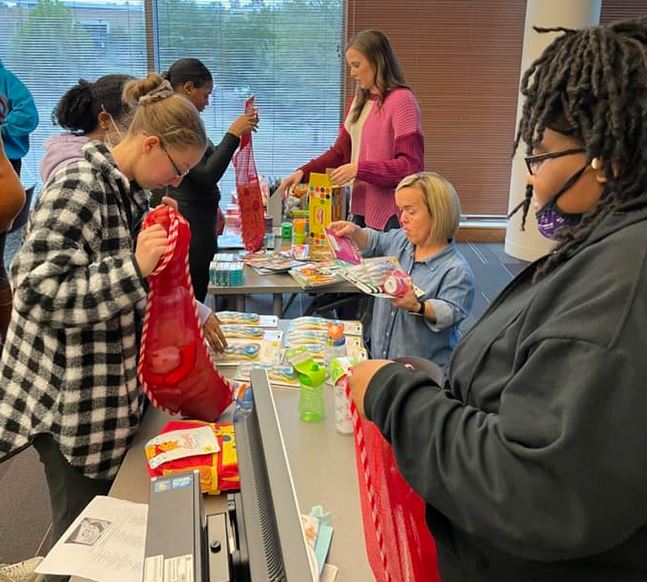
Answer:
[{"left": 330, "top": 171, "right": 474, "bottom": 367}]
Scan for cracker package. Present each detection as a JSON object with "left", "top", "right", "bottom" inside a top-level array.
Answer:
[{"left": 145, "top": 420, "right": 239, "bottom": 495}]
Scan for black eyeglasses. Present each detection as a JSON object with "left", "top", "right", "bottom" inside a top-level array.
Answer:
[
  {"left": 159, "top": 141, "right": 190, "bottom": 179},
  {"left": 524, "top": 148, "right": 586, "bottom": 176}
]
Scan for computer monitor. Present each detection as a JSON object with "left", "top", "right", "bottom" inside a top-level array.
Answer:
[{"left": 228, "top": 368, "right": 318, "bottom": 582}]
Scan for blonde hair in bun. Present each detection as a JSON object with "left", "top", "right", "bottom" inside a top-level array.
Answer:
[{"left": 123, "top": 72, "right": 206, "bottom": 150}]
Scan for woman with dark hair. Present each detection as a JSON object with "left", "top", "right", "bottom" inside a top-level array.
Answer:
[
  {"left": 157, "top": 57, "right": 258, "bottom": 301},
  {"left": 349, "top": 19, "right": 647, "bottom": 582},
  {"left": 280, "top": 29, "right": 424, "bottom": 232},
  {"left": 40, "top": 74, "right": 135, "bottom": 183}
]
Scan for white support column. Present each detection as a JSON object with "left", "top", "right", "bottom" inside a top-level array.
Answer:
[{"left": 504, "top": 0, "right": 601, "bottom": 261}]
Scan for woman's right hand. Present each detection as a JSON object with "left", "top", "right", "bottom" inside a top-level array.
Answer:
[
  {"left": 135, "top": 224, "right": 168, "bottom": 278},
  {"left": 328, "top": 220, "right": 369, "bottom": 250},
  {"left": 278, "top": 170, "right": 304, "bottom": 198},
  {"left": 328, "top": 220, "right": 360, "bottom": 241}
]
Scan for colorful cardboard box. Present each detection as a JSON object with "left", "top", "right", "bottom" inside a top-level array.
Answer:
[{"left": 307, "top": 172, "right": 347, "bottom": 247}]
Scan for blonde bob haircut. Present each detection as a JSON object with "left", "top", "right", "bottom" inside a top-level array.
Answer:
[{"left": 396, "top": 171, "right": 462, "bottom": 242}]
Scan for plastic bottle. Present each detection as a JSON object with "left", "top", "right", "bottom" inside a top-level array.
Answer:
[
  {"left": 297, "top": 362, "right": 327, "bottom": 423},
  {"left": 330, "top": 357, "right": 354, "bottom": 435},
  {"left": 233, "top": 384, "right": 254, "bottom": 422},
  {"left": 327, "top": 322, "right": 346, "bottom": 364},
  {"left": 293, "top": 217, "right": 307, "bottom": 244}
]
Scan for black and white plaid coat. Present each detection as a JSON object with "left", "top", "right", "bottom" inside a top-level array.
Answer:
[{"left": 0, "top": 142, "right": 150, "bottom": 479}]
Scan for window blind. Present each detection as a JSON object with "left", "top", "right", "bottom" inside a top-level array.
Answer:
[
  {"left": 155, "top": 0, "right": 344, "bottom": 209},
  {"left": 0, "top": 0, "right": 147, "bottom": 189},
  {"left": 600, "top": 0, "right": 647, "bottom": 23}
]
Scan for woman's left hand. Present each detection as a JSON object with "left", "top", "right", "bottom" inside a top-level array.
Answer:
[
  {"left": 391, "top": 285, "right": 420, "bottom": 312},
  {"left": 349, "top": 359, "right": 393, "bottom": 416},
  {"left": 203, "top": 313, "right": 228, "bottom": 353},
  {"left": 330, "top": 162, "right": 358, "bottom": 186}
]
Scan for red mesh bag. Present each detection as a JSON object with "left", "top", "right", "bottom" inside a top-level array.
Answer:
[
  {"left": 343, "top": 376, "right": 441, "bottom": 582},
  {"left": 232, "top": 96, "right": 265, "bottom": 252},
  {"left": 138, "top": 206, "right": 233, "bottom": 421}
]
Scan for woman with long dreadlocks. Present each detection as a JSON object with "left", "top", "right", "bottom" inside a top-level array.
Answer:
[{"left": 346, "top": 19, "right": 647, "bottom": 582}]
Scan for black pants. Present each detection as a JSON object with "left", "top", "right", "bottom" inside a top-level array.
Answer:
[
  {"left": 188, "top": 231, "right": 217, "bottom": 303},
  {"left": 33, "top": 435, "right": 112, "bottom": 581},
  {"left": 9, "top": 158, "right": 21, "bottom": 176}
]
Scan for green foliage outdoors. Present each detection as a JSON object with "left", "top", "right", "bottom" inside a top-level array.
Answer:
[{"left": 0, "top": 0, "right": 343, "bottom": 191}]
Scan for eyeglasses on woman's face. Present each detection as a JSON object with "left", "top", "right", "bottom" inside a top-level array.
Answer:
[
  {"left": 159, "top": 140, "right": 190, "bottom": 179},
  {"left": 524, "top": 147, "right": 586, "bottom": 176}
]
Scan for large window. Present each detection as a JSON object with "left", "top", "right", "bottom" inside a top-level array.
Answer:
[
  {"left": 156, "top": 0, "right": 344, "bottom": 208},
  {"left": 0, "top": 0, "right": 343, "bottom": 207},
  {"left": 0, "top": 0, "right": 147, "bottom": 189},
  {"left": 5, "top": 0, "right": 642, "bottom": 219}
]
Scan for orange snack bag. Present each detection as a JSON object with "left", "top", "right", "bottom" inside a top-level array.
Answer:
[{"left": 145, "top": 420, "right": 239, "bottom": 495}]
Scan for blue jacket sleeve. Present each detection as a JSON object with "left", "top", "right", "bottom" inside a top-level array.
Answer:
[
  {"left": 425, "top": 264, "right": 475, "bottom": 331},
  {"left": 0, "top": 69, "right": 39, "bottom": 138},
  {"left": 363, "top": 227, "right": 404, "bottom": 258}
]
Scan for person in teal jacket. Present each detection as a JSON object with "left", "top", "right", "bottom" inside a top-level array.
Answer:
[
  {"left": 349, "top": 19, "right": 647, "bottom": 582},
  {"left": 0, "top": 59, "right": 39, "bottom": 175}
]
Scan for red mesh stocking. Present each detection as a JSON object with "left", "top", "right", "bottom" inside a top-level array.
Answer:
[
  {"left": 138, "top": 206, "right": 233, "bottom": 421},
  {"left": 233, "top": 96, "right": 265, "bottom": 252}
]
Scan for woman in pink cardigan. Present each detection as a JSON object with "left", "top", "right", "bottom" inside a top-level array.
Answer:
[{"left": 280, "top": 29, "right": 424, "bottom": 231}]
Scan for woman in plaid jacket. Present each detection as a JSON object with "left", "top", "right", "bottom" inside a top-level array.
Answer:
[{"left": 0, "top": 72, "right": 224, "bottom": 555}]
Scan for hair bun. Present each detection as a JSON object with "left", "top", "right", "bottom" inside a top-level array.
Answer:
[{"left": 138, "top": 80, "right": 175, "bottom": 105}]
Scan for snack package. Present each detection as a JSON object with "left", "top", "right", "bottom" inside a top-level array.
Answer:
[
  {"left": 145, "top": 425, "right": 219, "bottom": 470},
  {"left": 145, "top": 420, "right": 239, "bottom": 495}
]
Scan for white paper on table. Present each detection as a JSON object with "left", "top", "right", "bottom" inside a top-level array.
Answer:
[{"left": 36, "top": 495, "right": 148, "bottom": 582}]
